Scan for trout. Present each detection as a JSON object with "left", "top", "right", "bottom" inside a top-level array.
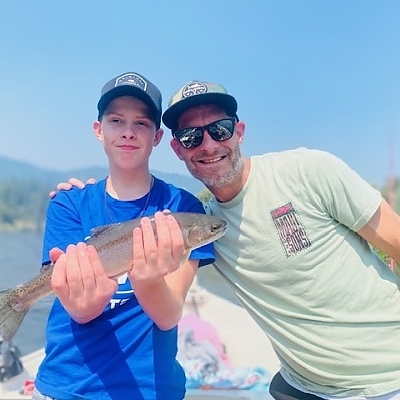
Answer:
[{"left": 0, "top": 212, "right": 227, "bottom": 341}]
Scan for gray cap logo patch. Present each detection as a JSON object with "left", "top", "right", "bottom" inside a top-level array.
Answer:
[
  {"left": 182, "top": 81, "right": 207, "bottom": 98},
  {"left": 115, "top": 73, "right": 147, "bottom": 91}
]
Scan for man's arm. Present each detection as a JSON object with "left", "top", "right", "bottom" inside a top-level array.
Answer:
[{"left": 357, "top": 198, "right": 400, "bottom": 266}]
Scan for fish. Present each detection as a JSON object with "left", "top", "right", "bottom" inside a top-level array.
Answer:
[{"left": 0, "top": 212, "right": 227, "bottom": 342}]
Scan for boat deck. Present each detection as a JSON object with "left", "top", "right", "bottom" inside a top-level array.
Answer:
[{"left": 1, "top": 280, "right": 280, "bottom": 399}]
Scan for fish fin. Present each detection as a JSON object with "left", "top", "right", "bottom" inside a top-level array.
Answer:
[
  {"left": 179, "top": 250, "right": 191, "bottom": 267},
  {"left": 0, "top": 289, "right": 29, "bottom": 342},
  {"left": 40, "top": 263, "right": 53, "bottom": 274},
  {"left": 90, "top": 223, "right": 121, "bottom": 238}
]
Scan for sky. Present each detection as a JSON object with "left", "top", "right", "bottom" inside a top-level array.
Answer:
[{"left": 0, "top": 1, "right": 399, "bottom": 188}]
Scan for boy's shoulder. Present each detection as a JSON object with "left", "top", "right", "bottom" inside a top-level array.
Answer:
[{"left": 50, "top": 179, "right": 106, "bottom": 204}]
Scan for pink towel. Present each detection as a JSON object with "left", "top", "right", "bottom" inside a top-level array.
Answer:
[{"left": 179, "top": 313, "right": 231, "bottom": 366}]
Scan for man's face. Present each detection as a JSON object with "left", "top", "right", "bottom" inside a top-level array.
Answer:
[
  {"left": 93, "top": 96, "right": 163, "bottom": 171},
  {"left": 170, "top": 104, "right": 245, "bottom": 188}
]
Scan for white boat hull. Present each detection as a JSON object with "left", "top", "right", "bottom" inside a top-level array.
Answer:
[{"left": 1, "top": 279, "right": 280, "bottom": 399}]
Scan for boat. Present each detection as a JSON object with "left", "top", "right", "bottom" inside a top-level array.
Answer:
[{"left": 0, "top": 276, "right": 280, "bottom": 400}]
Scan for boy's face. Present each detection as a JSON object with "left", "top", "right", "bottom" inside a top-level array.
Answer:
[{"left": 93, "top": 96, "right": 163, "bottom": 171}]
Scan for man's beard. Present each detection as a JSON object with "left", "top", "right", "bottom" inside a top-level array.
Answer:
[{"left": 185, "top": 145, "right": 244, "bottom": 188}]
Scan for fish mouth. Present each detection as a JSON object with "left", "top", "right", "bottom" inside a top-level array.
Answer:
[
  {"left": 199, "top": 222, "right": 228, "bottom": 248},
  {"left": 218, "top": 223, "right": 228, "bottom": 238}
]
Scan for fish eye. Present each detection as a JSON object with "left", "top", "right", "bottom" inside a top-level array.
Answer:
[{"left": 211, "top": 224, "right": 220, "bottom": 232}]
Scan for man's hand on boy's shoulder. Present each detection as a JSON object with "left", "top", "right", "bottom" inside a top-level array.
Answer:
[{"left": 49, "top": 178, "right": 96, "bottom": 198}]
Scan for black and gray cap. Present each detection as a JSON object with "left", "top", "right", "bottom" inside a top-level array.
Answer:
[
  {"left": 97, "top": 72, "right": 162, "bottom": 129},
  {"left": 162, "top": 81, "right": 238, "bottom": 130}
]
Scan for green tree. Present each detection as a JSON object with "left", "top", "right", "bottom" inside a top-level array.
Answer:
[
  {"left": 197, "top": 187, "right": 212, "bottom": 203},
  {"left": 0, "top": 202, "right": 18, "bottom": 225},
  {"left": 380, "top": 178, "right": 400, "bottom": 213},
  {"left": 0, "top": 180, "right": 49, "bottom": 230}
]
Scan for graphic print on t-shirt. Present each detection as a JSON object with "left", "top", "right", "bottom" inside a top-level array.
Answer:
[
  {"left": 108, "top": 273, "right": 133, "bottom": 309},
  {"left": 271, "top": 202, "right": 312, "bottom": 257}
]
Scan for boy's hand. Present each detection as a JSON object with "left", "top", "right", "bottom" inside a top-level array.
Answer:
[
  {"left": 50, "top": 242, "right": 117, "bottom": 323},
  {"left": 128, "top": 212, "right": 185, "bottom": 287}
]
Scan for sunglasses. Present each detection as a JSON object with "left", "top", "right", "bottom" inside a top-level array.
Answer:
[{"left": 173, "top": 117, "right": 236, "bottom": 149}]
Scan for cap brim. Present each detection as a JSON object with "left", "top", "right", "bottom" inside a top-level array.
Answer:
[
  {"left": 97, "top": 86, "right": 160, "bottom": 126},
  {"left": 162, "top": 93, "right": 237, "bottom": 129}
]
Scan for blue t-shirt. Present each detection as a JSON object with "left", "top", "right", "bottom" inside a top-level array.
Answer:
[{"left": 35, "top": 177, "right": 215, "bottom": 400}]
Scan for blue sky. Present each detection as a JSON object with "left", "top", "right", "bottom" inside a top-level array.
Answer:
[{"left": 0, "top": 1, "right": 399, "bottom": 187}]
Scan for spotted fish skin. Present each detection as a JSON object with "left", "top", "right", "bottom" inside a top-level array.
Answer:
[{"left": 0, "top": 212, "right": 227, "bottom": 341}]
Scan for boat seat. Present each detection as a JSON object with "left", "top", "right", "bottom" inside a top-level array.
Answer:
[{"left": 0, "top": 341, "right": 24, "bottom": 383}]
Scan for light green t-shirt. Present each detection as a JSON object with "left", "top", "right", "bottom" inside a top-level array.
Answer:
[{"left": 206, "top": 148, "right": 400, "bottom": 397}]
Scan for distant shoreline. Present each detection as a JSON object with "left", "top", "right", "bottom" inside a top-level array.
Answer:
[{"left": 0, "top": 221, "right": 42, "bottom": 232}]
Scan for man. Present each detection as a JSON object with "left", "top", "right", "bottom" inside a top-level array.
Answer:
[
  {"left": 56, "top": 80, "right": 400, "bottom": 400},
  {"left": 162, "top": 80, "right": 400, "bottom": 400},
  {"left": 35, "top": 73, "right": 215, "bottom": 400}
]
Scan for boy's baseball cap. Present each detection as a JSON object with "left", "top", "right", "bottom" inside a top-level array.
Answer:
[
  {"left": 162, "top": 81, "right": 238, "bottom": 129},
  {"left": 97, "top": 72, "right": 162, "bottom": 129}
]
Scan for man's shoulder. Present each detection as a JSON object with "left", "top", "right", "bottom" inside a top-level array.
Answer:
[
  {"left": 252, "top": 148, "right": 337, "bottom": 167},
  {"left": 253, "top": 147, "right": 331, "bottom": 159}
]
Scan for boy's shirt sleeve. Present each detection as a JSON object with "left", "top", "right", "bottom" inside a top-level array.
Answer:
[
  {"left": 42, "top": 190, "right": 85, "bottom": 266},
  {"left": 173, "top": 191, "right": 216, "bottom": 268}
]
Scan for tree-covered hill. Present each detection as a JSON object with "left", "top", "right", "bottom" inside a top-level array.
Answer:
[
  {"left": 0, "top": 155, "right": 205, "bottom": 230},
  {"left": 380, "top": 178, "right": 400, "bottom": 214},
  {"left": 0, "top": 154, "right": 398, "bottom": 231}
]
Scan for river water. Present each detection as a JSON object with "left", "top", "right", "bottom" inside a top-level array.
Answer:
[{"left": 0, "top": 230, "right": 236, "bottom": 356}]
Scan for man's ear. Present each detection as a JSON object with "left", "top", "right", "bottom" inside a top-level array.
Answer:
[
  {"left": 170, "top": 138, "right": 185, "bottom": 160},
  {"left": 153, "top": 128, "right": 164, "bottom": 147},
  {"left": 93, "top": 121, "right": 103, "bottom": 142},
  {"left": 236, "top": 120, "right": 245, "bottom": 145}
]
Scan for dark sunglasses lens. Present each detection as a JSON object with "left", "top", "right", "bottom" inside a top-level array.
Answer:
[
  {"left": 208, "top": 119, "right": 235, "bottom": 141},
  {"left": 174, "top": 118, "right": 235, "bottom": 149},
  {"left": 177, "top": 128, "right": 203, "bottom": 149}
]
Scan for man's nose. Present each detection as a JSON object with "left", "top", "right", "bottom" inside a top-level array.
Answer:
[{"left": 198, "top": 128, "right": 218, "bottom": 150}]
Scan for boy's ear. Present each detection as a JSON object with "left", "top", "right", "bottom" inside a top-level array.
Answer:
[
  {"left": 153, "top": 128, "right": 164, "bottom": 147},
  {"left": 93, "top": 121, "right": 103, "bottom": 141}
]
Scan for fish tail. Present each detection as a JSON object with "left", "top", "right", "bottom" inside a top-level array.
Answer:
[{"left": 0, "top": 289, "right": 29, "bottom": 342}]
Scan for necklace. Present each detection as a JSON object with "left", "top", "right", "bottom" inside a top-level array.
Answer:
[{"left": 104, "top": 175, "right": 155, "bottom": 224}]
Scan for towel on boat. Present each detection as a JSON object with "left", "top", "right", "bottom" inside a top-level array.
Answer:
[{"left": 177, "top": 313, "right": 271, "bottom": 391}]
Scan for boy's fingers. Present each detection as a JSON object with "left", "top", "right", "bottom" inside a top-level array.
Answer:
[{"left": 49, "top": 247, "right": 64, "bottom": 264}]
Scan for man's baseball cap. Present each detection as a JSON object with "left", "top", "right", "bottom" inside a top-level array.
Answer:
[
  {"left": 97, "top": 72, "right": 162, "bottom": 129},
  {"left": 162, "top": 81, "right": 238, "bottom": 130}
]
